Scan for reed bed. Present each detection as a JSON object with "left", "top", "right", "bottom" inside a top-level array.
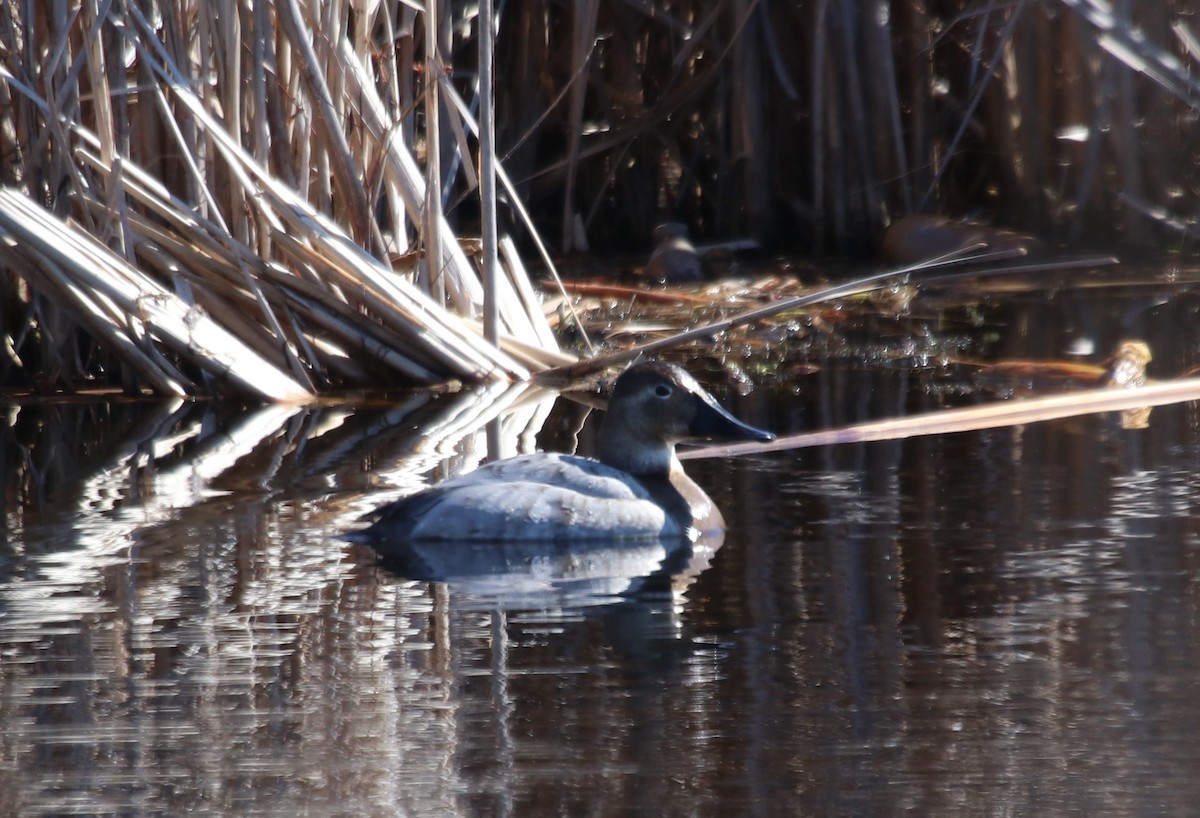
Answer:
[
  {"left": 0, "top": 1, "right": 1196, "bottom": 398},
  {"left": 0, "top": 0, "right": 567, "bottom": 399},
  {"left": 516, "top": 0, "right": 1200, "bottom": 256},
  {"left": 511, "top": 0, "right": 1200, "bottom": 256}
]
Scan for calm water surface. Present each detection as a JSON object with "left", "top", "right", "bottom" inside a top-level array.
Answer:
[{"left": 4, "top": 291, "right": 1200, "bottom": 816}]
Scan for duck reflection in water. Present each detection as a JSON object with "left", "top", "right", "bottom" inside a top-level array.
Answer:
[{"left": 350, "top": 359, "right": 772, "bottom": 594}]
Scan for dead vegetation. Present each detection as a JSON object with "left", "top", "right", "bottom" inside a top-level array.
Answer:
[
  {"left": 0, "top": 1, "right": 1197, "bottom": 399},
  {"left": 0, "top": 0, "right": 568, "bottom": 399}
]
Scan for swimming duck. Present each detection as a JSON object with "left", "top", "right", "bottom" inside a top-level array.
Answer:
[
  {"left": 644, "top": 222, "right": 704, "bottom": 282},
  {"left": 357, "top": 360, "right": 774, "bottom": 544}
]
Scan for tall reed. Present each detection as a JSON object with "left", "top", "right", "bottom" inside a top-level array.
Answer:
[{"left": 492, "top": 1, "right": 1200, "bottom": 254}]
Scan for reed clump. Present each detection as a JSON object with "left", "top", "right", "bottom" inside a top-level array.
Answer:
[
  {"left": 0, "top": 0, "right": 568, "bottom": 400},
  {"left": 0, "top": 1, "right": 1196, "bottom": 398}
]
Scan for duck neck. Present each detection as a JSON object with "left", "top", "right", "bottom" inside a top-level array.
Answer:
[{"left": 597, "top": 429, "right": 679, "bottom": 478}]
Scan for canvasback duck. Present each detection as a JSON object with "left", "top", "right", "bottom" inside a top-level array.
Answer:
[{"left": 357, "top": 360, "right": 774, "bottom": 543}]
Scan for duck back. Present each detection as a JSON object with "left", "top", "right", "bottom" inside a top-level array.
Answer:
[{"left": 360, "top": 453, "right": 697, "bottom": 544}]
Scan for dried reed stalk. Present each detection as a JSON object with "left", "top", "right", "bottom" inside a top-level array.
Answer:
[
  {"left": 684, "top": 375, "right": 1200, "bottom": 460},
  {"left": 0, "top": 0, "right": 567, "bottom": 399},
  {"left": 0, "top": 189, "right": 313, "bottom": 401},
  {"left": 483, "top": 0, "right": 1200, "bottom": 255}
]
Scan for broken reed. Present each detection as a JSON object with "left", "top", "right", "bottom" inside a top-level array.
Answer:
[
  {"left": 0, "top": 0, "right": 567, "bottom": 399},
  {"left": 0, "top": 0, "right": 1196, "bottom": 397}
]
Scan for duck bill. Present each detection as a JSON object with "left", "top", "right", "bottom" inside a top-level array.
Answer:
[{"left": 688, "top": 393, "right": 775, "bottom": 442}]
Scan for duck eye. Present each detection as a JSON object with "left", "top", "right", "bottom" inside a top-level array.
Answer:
[{"left": 655, "top": 385, "right": 671, "bottom": 398}]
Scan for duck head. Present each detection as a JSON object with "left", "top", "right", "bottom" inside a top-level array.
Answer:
[{"left": 596, "top": 361, "right": 774, "bottom": 477}]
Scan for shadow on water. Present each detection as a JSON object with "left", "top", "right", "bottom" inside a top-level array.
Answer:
[{"left": 3, "top": 282, "right": 1200, "bottom": 815}]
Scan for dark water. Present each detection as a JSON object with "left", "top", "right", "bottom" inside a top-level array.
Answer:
[{"left": 4, "top": 290, "right": 1200, "bottom": 816}]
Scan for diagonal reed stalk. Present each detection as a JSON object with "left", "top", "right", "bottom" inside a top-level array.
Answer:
[{"left": 683, "top": 376, "right": 1200, "bottom": 460}]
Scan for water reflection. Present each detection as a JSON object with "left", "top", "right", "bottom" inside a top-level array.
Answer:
[
  {"left": 373, "top": 532, "right": 723, "bottom": 615},
  {"left": 0, "top": 380, "right": 741, "bottom": 816},
  {"left": 3, "top": 343, "right": 1200, "bottom": 815}
]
